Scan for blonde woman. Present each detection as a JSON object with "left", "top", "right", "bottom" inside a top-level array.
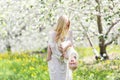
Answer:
[{"left": 47, "top": 15, "right": 77, "bottom": 80}]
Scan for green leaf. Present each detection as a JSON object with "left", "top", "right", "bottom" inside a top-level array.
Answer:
[
  {"left": 104, "top": 9, "right": 107, "bottom": 13},
  {"left": 48, "top": 12, "right": 52, "bottom": 17},
  {"left": 86, "top": 19, "right": 89, "bottom": 22},
  {"left": 104, "top": 17, "right": 107, "bottom": 21},
  {"left": 118, "top": 28, "right": 120, "bottom": 32},
  {"left": 30, "top": 5, "right": 33, "bottom": 8},
  {"left": 107, "top": 22, "right": 111, "bottom": 25},
  {"left": 104, "top": 35, "right": 108, "bottom": 39},
  {"left": 90, "top": 16, "right": 94, "bottom": 20}
]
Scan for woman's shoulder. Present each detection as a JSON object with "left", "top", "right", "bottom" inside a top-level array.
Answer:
[
  {"left": 69, "top": 30, "right": 72, "bottom": 33},
  {"left": 68, "top": 30, "right": 73, "bottom": 35},
  {"left": 48, "top": 30, "right": 56, "bottom": 36}
]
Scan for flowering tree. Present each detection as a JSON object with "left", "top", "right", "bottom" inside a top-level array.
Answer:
[
  {"left": 80, "top": 0, "right": 120, "bottom": 59},
  {"left": 0, "top": 0, "right": 120, "bottom": 58}
]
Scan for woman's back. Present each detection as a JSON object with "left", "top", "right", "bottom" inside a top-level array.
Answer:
[
  {"left": 48, "top": 30, "right": 62, "bottom": 59},
  {"left": 48, "top": 30, "right": 73, "bottom": 80}
]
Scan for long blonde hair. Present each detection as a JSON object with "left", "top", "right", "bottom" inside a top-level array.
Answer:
[{"left": 55, "top": 15, "right": 70, "bottom": 43}]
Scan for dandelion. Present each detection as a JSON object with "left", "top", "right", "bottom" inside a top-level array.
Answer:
[
  {"left": 13, "top": 69, "right": 16, "bottom": 72},
  {"left": 32, "top": 57, "right": 37, "bottom": 62},
  {"left": 0, "top": 57, "right": 2, "bottom": 60},
  {"left": 29, "top": 66, "right": 35, "bottom": 71},
  {"left": 31, "top": 73, "right": 36, "bottom": 78},
  {"left": 16, "top": 59, "right": 21, "bottom": 62},
  {"left": 22, "top": 63, "right": 24, "bottom": 66}
]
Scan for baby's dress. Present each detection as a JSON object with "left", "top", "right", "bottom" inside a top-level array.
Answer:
[
  {"left": 48, "top": 30, "right": 73, "bottom": 80},
  {"left": 61, "top": 40, "right": 78, "bottom": 63}
]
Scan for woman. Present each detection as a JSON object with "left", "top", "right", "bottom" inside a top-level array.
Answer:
[{"left": 47, "top": 15, "right": 76, "bottom": 80}]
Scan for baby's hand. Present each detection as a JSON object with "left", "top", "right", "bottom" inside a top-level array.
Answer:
[
  {"left": 58, "top": 45, "right": 64, "bottom": 53},
  {"left": 61, "top": 41, "right": 72, "bottom": 52},
  {"left": 64, "top": 54, "right": 68, "bottom": 59}
]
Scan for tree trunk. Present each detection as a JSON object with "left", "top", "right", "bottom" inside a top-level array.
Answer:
[
  {"left": 6, "top": 42, "right": 11, "bottom": 54},
  {"left": 97, "top": 18, "right": 109, "bottom": 60},
  {"left": 95, "top": 0, "right": 109, "bottom": 60},
  {"left": 99, "top": 44, "right": 109, "bottom": 60},
  {"left": 97, "top": 14, "right": 109, "bottom": 60}
]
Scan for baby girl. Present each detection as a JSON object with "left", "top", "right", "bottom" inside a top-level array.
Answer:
[
  {"left": 47, "top": 40, "right": 78, "bottom": 71},
  {"left": 61, "top": 41, "right": 78, "bottom": 71}
]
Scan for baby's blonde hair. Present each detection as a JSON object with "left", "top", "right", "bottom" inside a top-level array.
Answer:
[{"left": 55, "top": 15, "right": 70, "bottom": 43}]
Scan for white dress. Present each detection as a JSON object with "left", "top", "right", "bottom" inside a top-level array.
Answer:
[{"left": 48, "top": 30, "right": 73, "bottom": 80}]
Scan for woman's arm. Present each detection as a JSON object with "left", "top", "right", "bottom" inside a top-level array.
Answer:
[
  {"left": 46, "top": 45, "right": 52, "bottom": 61},
  {"left": 47, "top": 45, "right": 52, "bottom": 54},
  {"left": 47, "top": 31, "right": 53, "bottom": 61}
]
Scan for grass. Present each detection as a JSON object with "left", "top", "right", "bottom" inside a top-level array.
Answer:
[
  {"left": 0, "top": 45, "right": 120, "bottom": 80},
  {"left": 73, "top": 59, "right": 120, "bottom": 80},
  {"left": 75, "top": 45, "right": 120, "bottom": 58},
  {"left": 107, "top": 45, "right": 120, "bottom": 54},
  {"left": 0, "top": 53, "right": 49, "bottom": 80}
]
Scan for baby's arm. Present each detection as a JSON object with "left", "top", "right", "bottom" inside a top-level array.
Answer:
[
  {"left": 61, "top": 40, "right": 72, "bottom": 53},
  {"left": 61, "top": 41, "right": 72, "bottom": 55}
]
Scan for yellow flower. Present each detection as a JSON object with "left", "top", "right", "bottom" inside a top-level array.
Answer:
[
  {"left": 22, "top": 63, "right": 25, "bottom": 66},
  {"left": 13, "top": 69, "right": 16, "bottom": 72},
  {"left": 32, "top": 57, "right": 36, "bottom": 62},
  {"left": 29, "top": 66, "right": 35, "bottom": 71},
  {"left": 0, "top": 57, "right": 2, "bottom": 60},
  {"left": 16, "top": 59, "right": 21, "bottom": 62},
  {"left": 31, "top": 73, "right": 36, "bottom": 77},
  {"left": 106, "top": 60, "right": 110, "bottom": 65}
]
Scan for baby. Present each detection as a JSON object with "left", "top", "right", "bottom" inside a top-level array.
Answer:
[
  {"left": 46, "top": 41, "right": 71, "bottom": 61},
  {"left": 61, "top": 41, "right": 78, "bottom": 71},
  {"left": 47, "top": 40, "right": 78, "bottom": 71}
]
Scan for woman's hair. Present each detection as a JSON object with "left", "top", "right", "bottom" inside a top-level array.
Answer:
[{"left": 55, "top": 15, "right": 70, "bottom": 43}]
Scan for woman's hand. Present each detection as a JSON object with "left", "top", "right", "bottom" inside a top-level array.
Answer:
[{"left": 58, "top": 45, "right": 66, "bottom": 58}]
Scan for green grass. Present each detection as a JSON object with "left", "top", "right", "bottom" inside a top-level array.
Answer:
[
  {"left": 0, "top": 53, "right": 49, "bottom": 80},
  {"left": 107, "top": 45, "right": 120, "bottom": 54},
  {"left": 0, "top": 45, "right": 120, "bottom": 80},
  {"left": 75, "top": 45, "right": 120, "bottom": 58},
  {"left": 74, "top": 60, "right": 120, "bottom": 80}
]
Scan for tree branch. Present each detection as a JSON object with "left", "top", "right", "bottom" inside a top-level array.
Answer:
[
  {"left": 105, "top": 19, "right": 120, "bottom": 36},
  {"left": 80, "top": 22, "right": 99, "bottom": 57},
  {"left": 80, "top": 22, "right": 93, "bottom": 47},
  {"left": 95, "top": 0, "right": 99, "bottom": 4},
  {"left": 105, "top": 33, "right": 120, "bottom": 46}
]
